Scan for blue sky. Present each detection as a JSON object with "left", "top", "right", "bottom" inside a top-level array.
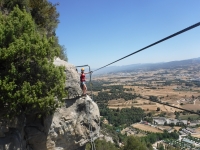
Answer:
[{"left": 50, "top": 0, "right": 200, "bottom": 69}]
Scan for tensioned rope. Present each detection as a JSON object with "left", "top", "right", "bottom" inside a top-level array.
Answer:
[{"left": 92, "top": 22, "right": 200, "bottom": 72}]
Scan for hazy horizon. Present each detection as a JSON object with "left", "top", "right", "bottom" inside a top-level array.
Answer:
[{"left": 75, "top": 56, "right": 200, "bottom": 74}]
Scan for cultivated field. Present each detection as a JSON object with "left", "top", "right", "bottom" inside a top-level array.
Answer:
[
  {"left": 182, "top": 104, "right": 200, "bottom": 111},
  {"left": 124, "top": 85, "right": 200, "bottom": 104},
  {"left": 132, "top": 123, "right": 163, "bottom": 133},
  {"left": 192, "top": 134, "right": 200, "bottom": 138},
  {"left": 173, "top": 126, "right": 181, "bottom": 131},
  {"left": 108, "top": 98, "right": 183, "bottom": 113},
  {"left": 103, "top": 83, "right": 200, "bottom": 112},
  {"left": 196, "top": 127, "right": 200, "bottom": 132},
  {"left": 94, "top": 64, "right": 200, "bottom": 116}
]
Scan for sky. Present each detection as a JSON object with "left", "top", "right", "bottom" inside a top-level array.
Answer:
[{"left": 50, "top": 0, "right": 200, "bottom": 69}]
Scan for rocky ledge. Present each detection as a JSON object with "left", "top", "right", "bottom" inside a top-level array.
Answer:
[{"left": 0, "top": 58, "right": 100, "bottom": 150}]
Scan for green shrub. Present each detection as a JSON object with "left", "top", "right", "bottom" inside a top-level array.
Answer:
[{"left": 0, "top": 7, "right": 66, "bottom": 117}]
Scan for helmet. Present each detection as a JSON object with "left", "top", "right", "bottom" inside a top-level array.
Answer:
[{"left": 81, "top": 68, "right": 84, "bottom": 71}]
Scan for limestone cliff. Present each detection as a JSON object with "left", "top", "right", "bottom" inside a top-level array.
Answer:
[{"left": 0, "top": 58, "right": 100, "bottom": 150}]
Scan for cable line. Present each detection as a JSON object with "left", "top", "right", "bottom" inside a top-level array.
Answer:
[{"left": 92, "top": 22, "right": 200, "bottom": 72}]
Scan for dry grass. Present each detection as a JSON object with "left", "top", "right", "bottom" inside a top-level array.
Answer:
[
  {"left": 109, "top": 106, "right": 132, "bottom": 109},
  {"left": 173, "top": 127, "right": 181, "bottom": 131},
  {"left": 195, "top": 127, "right": 200, "bottom": 132},
  {"left": 182, "top": 104, "right": 200, "bottom": 111},
  {"left": 132, "top": 124, "right": 163, "bottom": 133},
  {"left": 107, "top": 85, "right": 199, "bottom": 112},
  {"left": 108, "top": 99, "right": 126, "bottom": 105},
  {"left": 134, "top": 105, "right": 157, "bottom": 111},
  {"left": 133, "top": 133, "right": 146, "bottom": 137},
  {"left": 191, "top": 134, "right": 200, "bottom": 138},
  {"left": 108, "top": 98, "right": 182, "bottom": 112},
  {"left": 124, "top": 85, "right": 200, "bottom": 103}
]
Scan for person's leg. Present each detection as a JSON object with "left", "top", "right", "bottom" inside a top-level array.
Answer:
[
  {"left": 85, "top": 84, "right": 87, "bottom": 95},
  {"left": 83, "top": 84, "right": 86, "bottom": 95},
  {"left": 80, "top": 83, "right": 84, "bottom": 95},
  {"left": 83, "top": 83, "right": 87, "bottom": 95}
]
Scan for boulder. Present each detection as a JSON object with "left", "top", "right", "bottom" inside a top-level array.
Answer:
[{"left": 53, "top": 57, "right": 82, "bottom": 98}]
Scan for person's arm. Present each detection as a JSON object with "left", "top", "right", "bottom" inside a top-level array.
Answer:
[
  {"left": 85, "top": 71, "right": 93, "bottom": 74},
  {"left": 76, "top": 69, "right": 82, "bottom": 75}
]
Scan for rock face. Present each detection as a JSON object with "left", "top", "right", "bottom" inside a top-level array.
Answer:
[
  {"left": 46, "top": 96, "right": 100, "bottom": 150},
  {"left": 53, "top": 57, "right": 82, "bottom": 99},
  {"left": 0, "top": 58, "right": 100, "bottom": 150}
]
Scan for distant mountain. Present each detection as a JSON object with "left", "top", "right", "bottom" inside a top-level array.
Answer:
[{"left": 93, "top": 57, "right": 200, "bottom": 75}]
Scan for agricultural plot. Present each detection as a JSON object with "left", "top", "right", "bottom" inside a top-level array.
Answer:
[
  {"left": 179, "top": 114, "right": 200, "bottom": 120},
  {"left": 93, "top": 64, "right": 200, "bottom": 119},
  {"left": 192, "top": 134, "right": 200, "bottom": 138},
  {"left": 182, "top": 104, "right": 200, "bottom": 111},
  {"left": 132, "top": 123, "right": 163, "bottom": 133},
  {"left": 134, "top": 105, "right": 157, "bottom": 111}
]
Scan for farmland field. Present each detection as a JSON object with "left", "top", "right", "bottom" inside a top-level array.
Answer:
[
  {"left": 132, "top": 124, "right": 163, "bottom": 133},
  {"left": 192, "top": 134, "right": 200, "bottom": 138},
  {"left": 179, "top": 114, "right": 200, "bottom": 120},
  {"left": 93, "top": 63, "right": 200, "bottom": 120}
]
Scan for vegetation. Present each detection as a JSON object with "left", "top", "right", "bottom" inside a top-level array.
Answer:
[
  {"left": 123, "top": 136, "right": 149, "bottom": 150},
  {"left": 179, "top": 114, "right": 200, "bottom": 121},
  {"left": 157, "top": 143, "right": 181, "bottom": 150},
  {"left": 85, "top": 139, "right": 119, "bottom": 150},
  {"left": 0, "top": 3, "right": 67, "bottom": 117},
  {"left": 0, "top": 0, "right": 67, "bottom": 61},
  {"left": 86, "top": 123, "right": 126, "bottom": 150},
  {"left": 141, "top": 131, "right": 179, "bottom": 144},
  {"left": 99, "top": 104, "right": 144, "bottom": 127},
  {"left": 94, "top": 91, "right": 138, "bottom": 101},
  {"left": 91, "top": 84, "right": 139, "bottom": 102},
  {"left": 157, "top": 107, "right": 161, "bottom": 111}
]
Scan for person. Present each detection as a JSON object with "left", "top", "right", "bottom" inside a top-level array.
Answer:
[{"left": 79, "top": 68, "right": 92, "bottom": 96}]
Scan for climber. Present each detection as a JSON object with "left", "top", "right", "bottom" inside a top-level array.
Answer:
[{"left": 79, "top": 68, "right": 92, "bottom": 96}]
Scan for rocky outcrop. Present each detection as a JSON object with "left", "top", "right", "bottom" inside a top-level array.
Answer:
[
  {"left": 0, "top": 116, "right": 26, "bottom": 150},
  {"left": 0, "top": 58, "right": 100, "bottom": 150},
  {"left": 46, "top": 96, "right": 99, "bottom": 150},
  {"left": 99, "top": 134, "right": 114, "bottom": 144},
  {"left": 53, "top": 57, "right": 82, "bottom": 99}
]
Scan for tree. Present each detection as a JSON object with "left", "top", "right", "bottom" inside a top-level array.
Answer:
[
  {"left": 0, "top": 7, "right": 66, "bottom": 117},
  {"left": 29, "top": 0, "right": 60, "bottom": 35},
  {"left": 0, "top": 0, "right": 67, "bottom": 60},
  {"left": 123, "top": 136, "right": 147, "bottom": 150},
  {"left": 158, "top": 143, "right": 164, "bottom": 150},
  {"left": 169, "top": 123, "right": 175, "bottom": 127},
  {"left": 85, "top": 139, "right": 118, "bottom": 150},
  {"left": 157, "top": 107, "right": 160, "bottom": 111},
  {"left": 0, "top": 0, "right": 28, "bottom": 11}
]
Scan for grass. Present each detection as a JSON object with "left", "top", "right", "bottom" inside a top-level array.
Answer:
[
  {"left": 132, "top": 124, "right": 163, "bottom": 133},
  {"left": 179, "top": 114, "right": 200, "bottom": 120}
]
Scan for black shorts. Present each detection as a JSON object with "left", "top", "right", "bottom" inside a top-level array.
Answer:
[{"left": 80, "top": 82, "right": 86, "bottom": 88}]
